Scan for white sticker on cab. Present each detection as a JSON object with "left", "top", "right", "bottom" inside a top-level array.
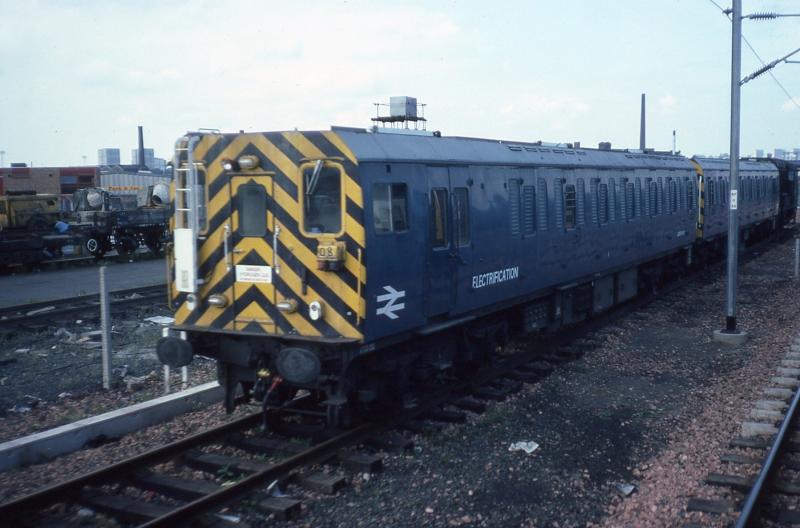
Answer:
[{"left": 236, "top": 265, "right": 273, "bottom": 284}]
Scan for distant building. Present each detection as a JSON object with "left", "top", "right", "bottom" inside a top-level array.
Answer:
[
  {"left": 775, "top": 148, "right": 787, "bottom": 160},
  {"left": 97, "top": 148, "right": 120, "bottom": 166},
  {"left": 131, "top": 148, "right": 155, "bottom": 168},
  {"left": 793, "top": 148, "right": 800, "bottom": 160},
  {"left": 0, "top": 165, "right": 98, "bottom": 196},
  {"left": 152, "top": 157, "right": 167, "bottom": 172},
  {"left": 755, "top": 149, "right": 764, "bottom": 158}
]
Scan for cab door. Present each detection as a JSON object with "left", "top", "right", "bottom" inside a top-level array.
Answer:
[
  {"left": 228, "top": 174, "right": 278, "bottom": 333},
  {"left": 425, "top": 166, "right": 463, "bottom": 317}
]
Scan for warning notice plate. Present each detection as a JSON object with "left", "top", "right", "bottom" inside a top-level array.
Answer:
[
  {"left": 730, "top": 189, "right": 738, "bottom": 210},
  {"left": 236, "top": 265, "right": 272, "bottom": 284}
]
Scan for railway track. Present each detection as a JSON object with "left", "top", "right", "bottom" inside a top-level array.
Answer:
[
  {"left": 0, "top": 234, "right": 788, "bottom": 526},
  {"left": 687, "top": 338, "right": 800, "bottom": 526},
  {"left": 0, "top": 257, "right": 695, "bottom": 526},
  {"left": 0, "top": 342, "right": 553, "bottom": 526},
  {"left": 0, "top": 284, "right": 167, "bottom": 329}
]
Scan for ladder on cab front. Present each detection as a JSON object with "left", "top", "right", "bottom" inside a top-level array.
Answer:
[{"left": 173, "top": 135, "right": 202, "bottom": 293}]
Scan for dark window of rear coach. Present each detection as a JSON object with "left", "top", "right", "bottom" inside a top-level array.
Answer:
[
  {"left": 373, "top": 183, "right": 409, "bottom": 234},
  {"left": 237, "top": 182, "right": 267, "bottom": 237}
]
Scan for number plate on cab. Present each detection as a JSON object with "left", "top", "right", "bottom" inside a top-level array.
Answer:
[{"left": 236, "top": 264, "right": 272, "bottom": 283}]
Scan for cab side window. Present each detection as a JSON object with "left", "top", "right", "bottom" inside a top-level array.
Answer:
[
  {"left": 453, "top": 187, "right": 470, "bottom": 246},
  {"left": 431, "top": 188, "right": 449, "bottom": 248},
  {"left": 373, "top": 183, "right": 409, "bottom": 234}
]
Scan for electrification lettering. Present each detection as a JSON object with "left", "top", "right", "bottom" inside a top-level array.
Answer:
[{"left": 471, "top": 266, "right": 520, "bottom": 289}]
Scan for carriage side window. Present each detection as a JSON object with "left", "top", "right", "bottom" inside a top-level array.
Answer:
[
  {"left": 598, "top": 183, "right": 609, "bottom": 224},
  {"left": 237, "top": 182, "right": 268, "bottom": 237},
  {"left": 722, "top": 181, "right": 727, "bottom": 206},
  {"left": 626, "top": 182, "right": 635, "bottom": 220},
  {"left": 373, "top": 183, "right": 408, "bottom": 234},
  {"left": 669, "top": 179, "right": 678, "bottom": 213},
  {"left": 509, "top": 179, "right": 521, "bottom": 237},
  {"left": 537, "top": 178, "right": 548, "bottom": 230},
  {"left": 453, "top": 187, "right": 471, "bottom": 246},
  {"left": 302, "top": 162, "right": 342, "bottom": 234},
  {"left": 634, "top": 178, "right": 642, "bottom": 218},
  {"left": 522, "top": 185, "right": 536, "bottom": 236},
  {"left": 564, "top": 183, "right": 577, "bottom": 229},
  {"left": 431, "top": 188, "right": 449, "bottom": 248},
  {"left": 648, "top": 180, "right": 658, "bottom": 217},
  {"left": 609, "top": 178, "right": 617, "bottom": 222},
  {"left": 656, "top": 178, "right": 664, "bottom": 215},
  {"left": 707, "top": 179, "right": 715, "bottom": 208}
]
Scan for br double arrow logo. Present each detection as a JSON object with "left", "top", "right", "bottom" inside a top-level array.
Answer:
[{"left": 376, "top": 285, "right": 405, "bottom": 320}]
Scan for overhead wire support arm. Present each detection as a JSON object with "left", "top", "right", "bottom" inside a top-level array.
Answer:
[
  {"left": 743, "top": 12, "right": 800, "bottom": 20},
  {"left": 740, "top": 46, "right": 800, "bottom": 85}
]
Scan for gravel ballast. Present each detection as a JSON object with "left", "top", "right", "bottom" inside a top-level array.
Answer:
[{"left": 0, "top": 237, "right": 797, "bottom": 526}]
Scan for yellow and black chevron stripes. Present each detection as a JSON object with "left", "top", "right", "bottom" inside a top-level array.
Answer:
[
  {"left": 690, "top": 160, "right": 705, "bottom": 239},
  {"left": 171, "top": 130, "right": 365, "bottom": 341}
]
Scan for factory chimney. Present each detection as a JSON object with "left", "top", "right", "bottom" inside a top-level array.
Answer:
[
  {"left": 639, "top": 94, "right": 646, "bottom": 151},
  {"left": 137, "top": 126, "right": 146, "bottom": 170}
]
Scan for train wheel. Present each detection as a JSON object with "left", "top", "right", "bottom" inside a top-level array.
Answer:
[
  {"left": 85, "top": 237, "right": 105, "bottom": 259},
  {"left": 326, "top": 400, "right": 353, "bottom": 430},
  {"left": 145, "top": 235, "right": 163, "bottom": 256}
]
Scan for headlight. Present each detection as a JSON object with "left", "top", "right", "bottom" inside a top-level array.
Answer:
[
  {"left": 237, "top": 155, "right": 260, "bottom": 170},
  {"left": 308, "top": 300, "right": 324, "bottom": 321},
  {"left": 207, "top": 294, "right": 228, "bottom": 308},
  {"left": 221, "top": 158, "right": 237, "bottom": 171},
  {"left": 277, "top": 299, "right": 298, "bottom": 313},
  {"left": 186, "top": 293, "right": 197, "bottom": 311}
]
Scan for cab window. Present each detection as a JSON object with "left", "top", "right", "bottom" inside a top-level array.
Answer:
[
  {"left": 453, "top": 187, "right": 470, "bottom": 246},
  {"left": 302, "top": 161, "right": 342, "bottom": 234},
  {"left": 431, "top": 188, "right": 448, "bottom": 248},
  {"left": 237, "top": 182, "right": 267, "bottom": 237},
  {"left": 373, "top": 183, "right": 408, "bottom": 233}
]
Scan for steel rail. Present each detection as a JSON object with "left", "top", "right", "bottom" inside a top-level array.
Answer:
[
  {"left": 0, "top": 284, "right": 166, "bottom": 326},
  {"left": 0, "top": 232, "right": 787, "bottom": 525},
  {"left": 735, "top": 382, "right": 800, "bottom": 527},
  {"left": 0, "top": 412, "right": 262, "bottom": 519},
  {"left": 146, "top": 231, "right": 791, "bottom": 526}
]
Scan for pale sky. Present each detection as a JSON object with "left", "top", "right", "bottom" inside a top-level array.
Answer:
[{"left": 0, "top": 0, "right": 798, "bottom": 167}]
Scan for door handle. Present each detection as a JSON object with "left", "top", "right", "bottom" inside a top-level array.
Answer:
[
  {"left": 272, "top": 225, "right": 281, "bottom": 275},
  {"left": 223, "top": 224, "right": 232, "bottom": 272}
]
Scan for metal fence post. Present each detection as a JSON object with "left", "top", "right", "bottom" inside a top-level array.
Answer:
[
  {"left": 163, "top": 365, "right": 171, "bottom": 394},
  {"left": 99, "top": 266, "right": 112, "bottom": 389}
]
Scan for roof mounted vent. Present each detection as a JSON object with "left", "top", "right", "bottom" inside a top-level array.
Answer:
[
  {"left": 371, "top": 96, "right": 435, "bottom": 136},
  {"left": 598, "top": 142, "right": 612, "bottom": 150}
]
